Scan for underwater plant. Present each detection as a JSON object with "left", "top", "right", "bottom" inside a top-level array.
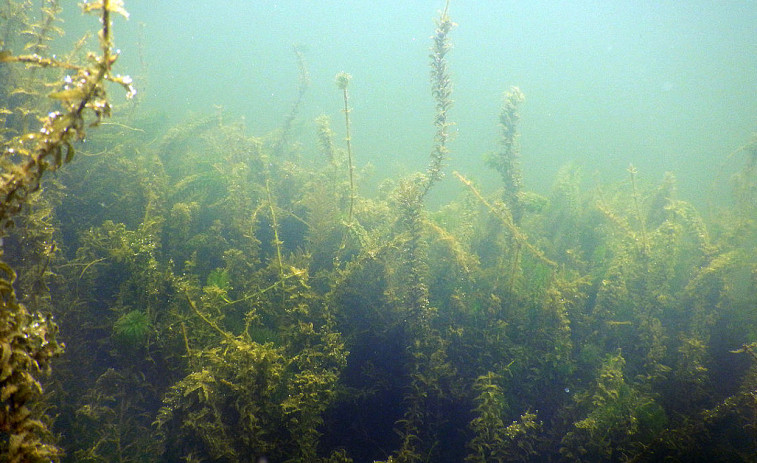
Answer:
[
  {"left": 271, "top": 45, "right": 310, "bottom": 160},
  {"left": 486, "top": 86, "right": 525, "bottom": 224},
  {"left": 0, "top": 1, "right": 133, "bottom": 461},
  {"left": 465, "top": 372, "right": 540, "bottom": 462},
  {"left": 335, "top": 71, "right": 356, "bottom": 223},
  {"left": 0, "top": 0, "right": 755, "bottom": 461},
  {"left": 560, "top": 351, "right": 667, "bottom": 461},
  {"left": 112, "top": 310, "right": 151, "bottom": 348},
  {"left": 423, "top": 0, "right": 454, "bottom": 196}
]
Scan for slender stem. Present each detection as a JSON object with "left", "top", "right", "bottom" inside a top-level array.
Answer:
[
  {"left": 342, "top": 87, "right": 355, "bottom": 223},
  {"left": 185, "top": 294, "right": 230, "bottom": 339},
  {"left": 265, "top": 179, "right": 287, "bottom": 301},
  {"left": 628, "top": 164, "right": 649, "bottom": 255},
  {"left": 455, "top": 171, "right": 556, "bottom": 269}
]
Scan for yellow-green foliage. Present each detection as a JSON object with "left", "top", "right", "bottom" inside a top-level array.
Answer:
[
  {"left": 466, "top": 372, "right": 540, "bottom": 462},
  {"left": 0, "top": 0, "right": 63, "bottom": 137},
  {"left": 335, "top": 71, "right": 356, "bottom": 223},
  {"left": 424, "top": 0, "right": 454, "bottom": 195},
  {"left": 155, "top": 338, "right": 289, "bottom": 460},
  {"left": 155, "top": 274, "right": 347, "bottom": 462},
  {"left": 0, "top": 1, "right": 132, "bottom": 461},
  {"left": 486, "top": 86, "right": 525, "bottom": 224},
  {"left": 2, "top": 0, "right": 756, "bottom": 461},
  {"left": 560, "top": 351, "right": 666, "bottom": 461}
]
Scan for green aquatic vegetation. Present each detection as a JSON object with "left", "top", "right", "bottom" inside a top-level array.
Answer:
[
  {"left": 541, "top": 163, "right": 593, "bottom": 269},
  {"left": 315, "top": 114, "right": 340, "bottom": 169},
  {"left": 580, "top": 170, "right": 726, "bottom": 387},
  {"left": 346, "top": 7, "right": 460, "bottom": 460},
  {"left": 485, "top": 86, "right": 525, "bottom": 224},
  {"left": 466, "top": 372, "right": 540, "bottom": 462},
  {"left": 730, "top": 134, "right": 757, "bottom": 216},
  {"left": 0, "top": 1, "right": 132, "bottom": 461},
  {"left": 0, "top": 0, "right": 64, "bottom": 136},
  {"left": 0, "top": 2, "right": 133, "bottom": 230},
  {"left": 455, "top": 171, "right": 556, "bottom": 273},
  {"left": 423, "top": 0, "right": 454, "bottom": 197},
  {"left": 56, "top": 127, "right": 166, "bottom": 244},
  {"left": 271, "top": 45, "right": 310, "bottom": 160},
  {"left": 71, "top": 220, "right": 166, "bottom": 326},
  {"left": 205, "top": 268, "right": 230, "bottom": 291},
  {"left": 335, "top": 71, "right": 357, "bottom": 223},
  {"left": 0, "top": 0, "right": 755, "bottom": 460},
  {"left": 560, "top": 351, "right": 667, "bottom": 461},
  {"left": 98, "top": 121, "right": 351, "bottom": 460},
  {"left": 112, "top": 310, "right": 151, "bottom": 348},
  {"left": 73, "top": 368, "right": 161, "bottom": 463},
  {"left": 2, "top": 180, "right": 63, "bottom": 313},
  {"left": 391, "top": 184, "right": 434, "bottom": 461},
  {"left": 247, "top": 324, "right": 281, "bottom": 345},
  {"left": 155, "top": 339, "right": 289, "bottom": 460},
  {"left": 157, "top": 269, "right": 347, "bottom": 462}
]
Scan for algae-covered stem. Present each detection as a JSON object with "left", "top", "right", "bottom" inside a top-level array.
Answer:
[
  {"left": 423, "top": 0, "right": 454, "bottom": 198},
  {"left": 454, "top": 171, "right": 557, "bottom": 269},
  {"left": 0, "top": 0, "right": 134, "bottom": 229},
  {"left": 272, "top": 45, "right": 310, "bottom": 158},
  {"left": 336, "top": 72, "right": 355, "bottom": 223},
  {"left": 78, "top": 0, "right": 112, "bottom": 115}
]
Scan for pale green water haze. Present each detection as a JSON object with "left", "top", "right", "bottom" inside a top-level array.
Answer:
[{"left": 69, "top": 0, "right": 757, "bottom": 202}]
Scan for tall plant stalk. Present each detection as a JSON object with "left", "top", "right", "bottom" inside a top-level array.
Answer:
[{"left": 336, "top": 72, "right": 356, "bottom": 223}]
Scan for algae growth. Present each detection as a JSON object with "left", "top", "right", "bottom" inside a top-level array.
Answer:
[{"left": 1, "top": 1, "right": 757, "bottom": 462}]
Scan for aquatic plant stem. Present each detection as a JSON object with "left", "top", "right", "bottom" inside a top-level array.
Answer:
[
  {"left": 628, "top": 164, "right": 649, "bottom": 255},
  {"left": 272, "top": 45, "right": 310, "bottom": 158},
  {"left": 336, "top": 72, "right": 356, "bottom": 223},
  {"left": 508, "top": 242, "right": 522, "bottom": 293},
  {"left": 454, "top": 171, "right": 557, "bottom": 269},
  {"left": 265, "top": 179, "right": 287, "bottom": 301},
  {"left": 343, "top": 89, "right": 355, "bottom": 223},
  {"left": 0, "top": 0, "right": 134, "bottom": 229},
  {"left": 180, "top": 321, "right": 194, "bottom": 365},
  {"left": 493, "top": 87, "right": 525, "bottom": 224},
  {"left": 185, "top": 293, "right": 231, "bottom": 339},
  {"left": 423, "top": 0, "right": 454, "bottom": 197}
]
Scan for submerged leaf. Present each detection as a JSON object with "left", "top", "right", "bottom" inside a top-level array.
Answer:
[
  {"left": 82, "top": 0, "right": 129, "bottom": 19},
  {"left": 109, "top": 0, "right": 130, "bottom": 18},
  {"left": 49, "top": 87, "right": 86, "bottom": 101}
]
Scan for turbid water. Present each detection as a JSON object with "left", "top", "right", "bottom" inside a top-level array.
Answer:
[{"left": 1, "top": 1, "right": 756, "bottom": 462}]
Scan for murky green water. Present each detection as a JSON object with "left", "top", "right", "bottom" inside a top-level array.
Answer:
[{"left": 2, "top": 1, "right": 756, "bottom": 461}]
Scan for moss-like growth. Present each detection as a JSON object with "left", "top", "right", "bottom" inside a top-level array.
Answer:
[{"left": 112, "top": 310, "right": 151, "bottom": 348}]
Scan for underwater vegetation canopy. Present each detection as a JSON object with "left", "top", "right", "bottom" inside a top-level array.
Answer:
[{"left": 1, "top": 1, "right": 757, "bottom": 462}]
